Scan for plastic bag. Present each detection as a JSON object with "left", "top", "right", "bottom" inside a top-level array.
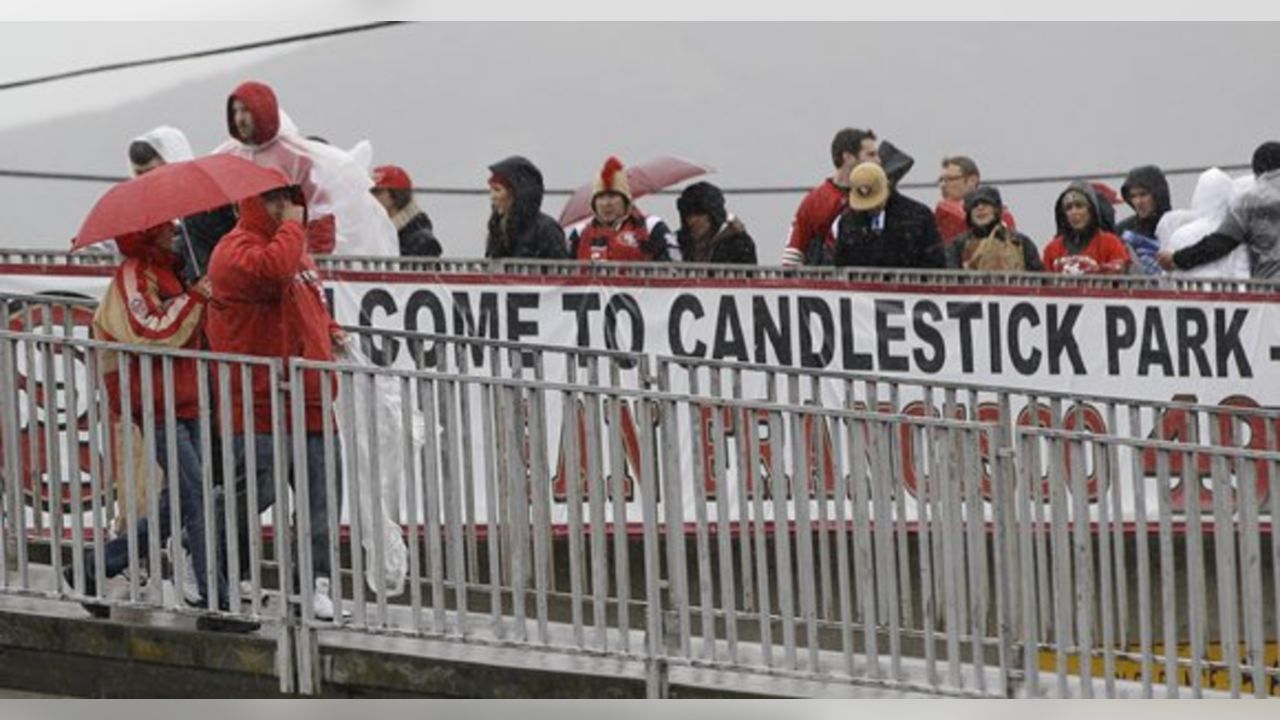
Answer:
[{"left": 335, "top": 342, "right": 418, "bottom": 597}]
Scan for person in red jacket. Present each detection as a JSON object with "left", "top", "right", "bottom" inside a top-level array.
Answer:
[
  {"left": 781, "top": 127, "right": 879, "bottom": 266},
  {"left": 1042, "top": 182, "right": 1132, "bottom": 275},
  {"left": 567, "top": 156, "right": 678, "bottom": 262},
  {"left": 933, "top": 155, "right": 1017, "bottom": 245},
  {"left": 69, "top": 223, "right": 251, "bottom": 631},
  {"left": 206, "top": 184, "right": 345, "bottom": 620}
]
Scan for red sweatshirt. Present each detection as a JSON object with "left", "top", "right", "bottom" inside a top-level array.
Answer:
[{"left": 206, "top": 194, "right": 339, "bottom": 434}]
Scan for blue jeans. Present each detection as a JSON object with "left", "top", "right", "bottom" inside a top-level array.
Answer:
[
  {"left": 229, "top": 433, "right": 335, "bottom": 582},
  {"left": 92, "top": 419, "right": 228, "bottom": 606}
]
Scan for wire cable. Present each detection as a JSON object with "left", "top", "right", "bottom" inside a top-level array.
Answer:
[
  {"left": 0, "top": 22, "right": 407, "bottom": 92},
  {"left": 0, "top": 162, "right": 1255, "bottom": 197}
]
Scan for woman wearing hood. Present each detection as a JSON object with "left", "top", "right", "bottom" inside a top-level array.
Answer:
[
  {"left": 484, "top": 156, "right": 568, "bottom": 259},
  {"left": 945, "top": 185, "right": 1042, "bottom": 271},
  {"left": 73, "top": 223, "right": 248, "bottom": 629},
  {"left": 1042, "top": 182, "right": 1132, "bottom": 275}
]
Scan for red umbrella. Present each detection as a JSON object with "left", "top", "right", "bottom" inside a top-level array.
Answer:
[
  {"left": 558, "top": 156, "right": 713, "bottom": 227},
  {"left": 72, "top": 154, "right": 289, "bottom": 250}
]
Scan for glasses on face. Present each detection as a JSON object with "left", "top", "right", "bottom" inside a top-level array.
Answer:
[{"left": 937, "top": 175, "right": 966, "bottom": 185}]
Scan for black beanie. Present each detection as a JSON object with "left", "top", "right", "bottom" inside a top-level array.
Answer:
[
  {"left": 677, "top": 181, "right": 727, "bottom": 228},
  {"left": 1251, "top": 141, "right": 1280, "bottom": 177}
]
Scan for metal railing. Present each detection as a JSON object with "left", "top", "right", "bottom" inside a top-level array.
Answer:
[
  {"left": 1015, "top": 426, "right": 1280, "bottom": 698},
  {"left": 0, "top": 327, "right": 304, "bottom": 688},
  {"left": 1, "top": 319, "right": 1017, "bottom": 696},
  {"left": 2, "top": 292, "right": 1278, "bottom": 697},
  {"left": 285, "top": 353, "right": 1012, "bottom": 697}
]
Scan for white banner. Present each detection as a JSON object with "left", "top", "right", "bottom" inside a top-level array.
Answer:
[{"left": 3, "top": 266, "right": 1278, "bottom": 526}]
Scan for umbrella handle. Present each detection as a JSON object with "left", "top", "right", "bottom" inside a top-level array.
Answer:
[{"left": 176, "top": 219, "right": 202, "bottom": 277}]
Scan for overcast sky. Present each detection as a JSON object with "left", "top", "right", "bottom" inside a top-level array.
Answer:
[{"left": 0, "top": 22, "right": 344, "bottom": 131}]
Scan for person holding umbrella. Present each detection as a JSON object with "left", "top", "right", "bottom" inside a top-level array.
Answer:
[
  {"left": 567, "top": 156, "right": 680, "bottom": 262},
  {"left": 68, "top": 154, "right": 299, "bottom": 631},
  {"left": 66, "top": 220, "right": 254, "bottom": 632}
]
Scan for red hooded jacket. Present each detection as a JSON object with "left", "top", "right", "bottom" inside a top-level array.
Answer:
[
  {"left": 226, "top": 80, "right": 336, "bottom": 254},
  {"left": 206, "top": 194, "right": 339, "bottom": 434},
  {"left": 92, "top": 225, "right": 207, "bottom": 420}
]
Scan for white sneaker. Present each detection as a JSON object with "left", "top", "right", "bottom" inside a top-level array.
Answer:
[{"left": 312, "top": 578, "right": 335, "bottom": 621}]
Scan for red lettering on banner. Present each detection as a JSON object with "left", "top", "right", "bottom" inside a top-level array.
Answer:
[
  {"left": 552, "top": 398, "right": 638, "bottom": 501},
  {"left": 3, "top": 302, "right": 110, "bottom": 513},
  {"left": 1143, "top": 394, "right": 1273, "bottom": 511}
]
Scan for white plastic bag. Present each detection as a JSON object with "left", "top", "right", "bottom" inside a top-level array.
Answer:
[{"left": 336, "top": 342, "right": 420, "bottom": 597}]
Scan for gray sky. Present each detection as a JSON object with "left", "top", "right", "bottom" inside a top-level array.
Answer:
[
  {"left": 0, "top": 22, "right": 345, "bottom": 131},
  {"left": 2, "top": 21, "right": 1279, "bottom": 262}
]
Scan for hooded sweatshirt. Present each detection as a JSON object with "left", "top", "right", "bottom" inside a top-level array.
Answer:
[
  {"left": 1117, "top": 165, "right": 1172, "bottom": 239},
  {"left": 215, "top": 80, "right": 398, "bottom": 257},
  {"left": 945, "top": 186, "right": 1041, "bottom": 271},
  {"left": 1042, "top": 181, "right": 1131, "bottom": 274},
  {"left": 206, "top": 193, "right": 339, "bottom": 434},
  {"left": 132, "top": 126, "right": 194, "bottom": 164},
  {"left": 93, "top": 225, "right": 208, "bottom": 420},
  {"left": 484, "top": 156, "right": 567, "bottom": 260},
  {"left": 132, "top": 125, "right": 238, "bottom": 282},
  {"left": 1207, "top": 169, "right": 1280, "bottom": 278}
]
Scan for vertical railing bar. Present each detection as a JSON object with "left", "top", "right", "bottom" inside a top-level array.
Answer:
[
  {"left": 831, "top": 413, "right": 854, "bottom": 678},
  {"left": 584, "top": 365, "right": 609, "bottom": 651},
  {"left": 1128, "top": 406, "right": 1154, "bottom": 697},
  {"left": 217, "top": 361, "right": 240, "bottom": 612},
  {"left": 709, "top": 397, "right": 739, "bottom": 662},
  {"left": 849, "top": 415, "right": 879, "bottom": 678},
  {"left": 731, "top": 368, "right": 756, "bottom": 618},
  {"left": 401, "top": 375, "right": 424, "bottom": 633},
  {"left": 1156, "top": 445, "right": 1179, "bottom": 698},
  {"left": 242, "top": 364, "right": 263, "bottom": 617},
  {"left": 687, "top": 371, "right": 716, "bottom": 661},
  {"left": 526, "top": 378, "right": 553, "bottom": 646},
  {"left": 340, "top": 370, "right": 368, "bottom": 629},
  {"left": 564, "top": 384, "right": 586, "bottom": 647}
]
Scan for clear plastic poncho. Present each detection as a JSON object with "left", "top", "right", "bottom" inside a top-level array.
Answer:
[
  {"left": 213, "top": 110, "right": 398, "bottom": 257},
  {"left": 1156, "top": 168, "right": 1251, "bottom": 280}
]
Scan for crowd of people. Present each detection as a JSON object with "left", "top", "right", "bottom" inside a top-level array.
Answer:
[
  {"left": 108, "top": 80, "right": 1280, "bottom": 282},
  {"left": 62, "top": 79, "right": 1280, "bottom": 632}
]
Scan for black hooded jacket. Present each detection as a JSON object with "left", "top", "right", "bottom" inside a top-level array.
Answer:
[
  {"left": 485, "top": 156, "right": 568, "bottom": 260},
  {"left": 832, "top": 191, "right": 944, "bottom": 269},
  {"left": 677, "top": 218, "right": 757, "bottom": 264},
  {"left": 398, "top": 212, "right": 443, "bottom": 257},
  {"left": 1117, "top": 165, "right": 1172, "bottom": 238},
  {"left": 945, "top": 185, "right": 1043, "bottom": 271},
  {"left": 675, "top": 182, "right": 756, "bottom": 264}
]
